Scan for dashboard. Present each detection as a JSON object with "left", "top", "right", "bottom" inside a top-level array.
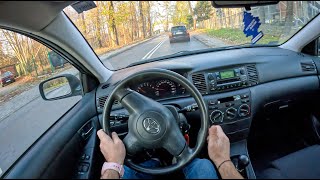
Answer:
[{"left": 96, "top": 46, "right": 320, "bottom": 143}]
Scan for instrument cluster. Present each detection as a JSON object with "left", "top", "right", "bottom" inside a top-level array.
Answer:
[{"left": 131, "top": 79, "right": 189, "bottom": 100}]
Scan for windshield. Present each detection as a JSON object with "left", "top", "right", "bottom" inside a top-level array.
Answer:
[{"left": 64, "top": 1, "right": 320, "bottom": 70}]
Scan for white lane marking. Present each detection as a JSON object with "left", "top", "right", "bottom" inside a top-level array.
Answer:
[
  {"left": 142, "top": 39, "right": 164, "bottom": 60},
  {"left": 142, "top": 37, "right": 166, "bottom": 60},
  {"left": 0, "top": 167, "right": 2, "bottom": 176},
  {"left": 145, "top": 39, "right": 166, "bottom": 59}
]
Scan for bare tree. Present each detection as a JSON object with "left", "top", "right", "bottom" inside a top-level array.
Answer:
[
  {"left": 147, "top": 1, "right": 152, "bottom": 37},
  {"left": 139, "top": 1, "right": 146, "bottom": 38},
  {"left": 81, "top": 13, "right": 86, "bottom": 35},
  {"left": 188, "top": 1, "right": 196, "bottom": 29},
  {"left": 109, "top": 1, "right": 119, "bottom": 46},
  {"left": 95, "top": 1, "right": 102, "bottom": 48}
]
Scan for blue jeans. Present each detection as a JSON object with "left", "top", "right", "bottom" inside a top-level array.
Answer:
[{"left": 123, "top": 158, "right": 218, "bottom": 179}]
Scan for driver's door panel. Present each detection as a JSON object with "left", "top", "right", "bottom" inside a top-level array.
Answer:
[{"left": 4, "top": 91, "right": 100, "bottom": 179}]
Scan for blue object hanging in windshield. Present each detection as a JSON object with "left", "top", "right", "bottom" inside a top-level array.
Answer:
[{"left": 243, "top": 11, "right": 264, "bottom": 44}]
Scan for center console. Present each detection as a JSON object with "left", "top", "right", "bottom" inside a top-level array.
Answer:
[
  {"left": 205, "top": 89, "right": 255, "bottom": 178},
  {"left": 207, "top": 90, "right": 252, "bottom": 143}
]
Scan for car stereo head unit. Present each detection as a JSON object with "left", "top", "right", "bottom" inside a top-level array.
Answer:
[{"left": 207, "top": 67, "right": 249, "bottom": 91}]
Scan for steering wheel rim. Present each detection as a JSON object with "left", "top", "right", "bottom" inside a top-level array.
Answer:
[{"left": 102, "top": 68, "right": 208, "bottom": 175}]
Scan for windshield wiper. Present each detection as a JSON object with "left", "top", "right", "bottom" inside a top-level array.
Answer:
[
  {"left": 170, "top": 50, "right": 191, "bottom": 56},
  {"left": 126, "top": 51, "right": 194, "bottom": 68},
  {"left": 126, "top": 43, "right": 274, "bottom": 68}
]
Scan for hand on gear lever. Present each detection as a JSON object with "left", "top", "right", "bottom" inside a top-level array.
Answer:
[{"left": 231, "top": 154, "right": 249, "bottom": 172}]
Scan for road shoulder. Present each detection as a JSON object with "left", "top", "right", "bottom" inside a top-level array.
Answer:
[{"left": 192, "top": 31, "right": 229, "bottom": 48}]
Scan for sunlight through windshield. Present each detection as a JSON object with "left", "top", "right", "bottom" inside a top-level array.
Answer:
[{"left": 64, "top": 1, "right": 320, "bottom": 70}]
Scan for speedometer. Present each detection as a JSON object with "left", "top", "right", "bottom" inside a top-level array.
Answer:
[
  {"left": 155, "top": 80, "right": 176, "bottom": 98},
  {"left": 136, "top": 82, "right": 155, "bottom": 98}
]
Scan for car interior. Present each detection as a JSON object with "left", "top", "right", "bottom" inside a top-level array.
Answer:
[{"left": 1, "top": 1, "right": 320, "bottom": 179}]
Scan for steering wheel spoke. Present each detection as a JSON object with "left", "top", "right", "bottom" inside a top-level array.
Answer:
[
  {"left": 123, "top": 132, "right": 143, "bottom": 155},
  {"left": 176, "top": 146, "right": 194, "bottom": 164},
  {"left": 162, "top": 128, "right": 187, "bottom": 156}
]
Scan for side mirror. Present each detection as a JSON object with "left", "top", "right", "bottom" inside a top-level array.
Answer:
[{"left": 39, "top": 74, "right": 82, "bottom": 101}]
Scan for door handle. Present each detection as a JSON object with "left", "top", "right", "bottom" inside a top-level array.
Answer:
[{"left": 78, "top": 121, "right": 94, "bottom": 140}]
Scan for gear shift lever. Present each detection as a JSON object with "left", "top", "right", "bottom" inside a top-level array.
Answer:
[
  {"left": 238, "top": 155, "right": 249, "bottom": 171},
  {"left": 231, "top": 154, "right": 250, "bottom": 172}
]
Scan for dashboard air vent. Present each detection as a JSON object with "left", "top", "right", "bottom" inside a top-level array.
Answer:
[
  {"left": 101, "top": 83, "right": 110, "bottom": 89},
  {"left": 97, "top": 95, "right": 119, "bottom": 109},
  {"left": 246, "top": 64, "right": 259, "bottom": 85},
  {"left": 301, "top": 61, "right": 316, "bottom": 72},
  {"left": 191, "top": 73, "right": 207, "bottom": 94}
]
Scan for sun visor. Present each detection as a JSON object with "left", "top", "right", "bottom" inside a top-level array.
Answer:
[{"left": 71, "top": 1, "right": 97, "bottom": 14}]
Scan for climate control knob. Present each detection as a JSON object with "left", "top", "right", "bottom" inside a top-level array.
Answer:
[
  {"left": 238, "top": 104, "right": 250, "bottom": 117},
  {"left": 210, "top": 110, "right": 224, "bottom": 124},
  {"left": 226, "top": 107, "right": 237, "bottom": 119}
]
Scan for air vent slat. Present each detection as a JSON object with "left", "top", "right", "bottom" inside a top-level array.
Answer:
[
  {"left": 97, "top": 95, "right": 120, "bottom": 109},
  {"left": 191, "top": 73, "right": 207, "bottom": 94},
  {"left": 246, "top": 64, "right": 259, "bottom": 85},
  {"left": 301, "top": 61, "right": 316, "bottom": 72}
]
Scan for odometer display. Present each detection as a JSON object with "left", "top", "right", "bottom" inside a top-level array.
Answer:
[{"left": 155, "top": 80, "right": 176, "bottom": 98}]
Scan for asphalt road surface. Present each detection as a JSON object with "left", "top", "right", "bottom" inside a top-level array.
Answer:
[
  {"left": 103, "top": 34, "right": 208, "bottom": 70},
  {"left": 0, "top": 34, "right": 208, "bottom": 175},
  {"left": 45, "top": 84, "right": 71, "bottom": 99}
]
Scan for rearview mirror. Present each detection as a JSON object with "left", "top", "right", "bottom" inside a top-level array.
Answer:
[
  {"left": 39, "top": 74, "right": 82, "bottom": 101},
  {"left": 211, "top": 1, "right": 279, "bottom": 9}
]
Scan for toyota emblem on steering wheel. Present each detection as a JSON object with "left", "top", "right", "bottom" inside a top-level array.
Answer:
[{"left": 142, "top": 118, "right": 160, "bottom": 134}]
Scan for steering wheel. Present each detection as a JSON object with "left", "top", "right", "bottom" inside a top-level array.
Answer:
[{"left": 102, "top": 68, "right": 208, "bottom": 175}]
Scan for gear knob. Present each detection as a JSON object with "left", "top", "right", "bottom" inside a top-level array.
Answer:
[{"left": 238, "top": 155, "right": 249, "bottom": 170}]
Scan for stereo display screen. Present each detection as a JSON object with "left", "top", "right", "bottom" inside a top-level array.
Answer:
[{"left": 220, "top": 70, "right": 235, "bottom": 79}]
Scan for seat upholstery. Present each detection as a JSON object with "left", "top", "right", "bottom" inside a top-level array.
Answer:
[{"left": 261, "top": 145, "right": 320, "bottom": 179}]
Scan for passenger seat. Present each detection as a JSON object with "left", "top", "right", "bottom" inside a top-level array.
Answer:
[{"left": 261, "top": 145, "right": 320, "bottom": 179}]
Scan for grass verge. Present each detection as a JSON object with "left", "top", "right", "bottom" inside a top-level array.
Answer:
[{"left": 204, "top": 28, "right": 281, "bottom": 45}]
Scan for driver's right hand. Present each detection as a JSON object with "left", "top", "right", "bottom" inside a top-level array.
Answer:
[
  {"left": 97, "top": 130, "right": 126, "bottom": 165},
  {"left": 207, "top": 125, "right": 231, "bottom": 167}
]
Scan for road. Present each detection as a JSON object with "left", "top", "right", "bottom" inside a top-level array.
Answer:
[
  {"left": 45, "top": 84, "right": 71, "bottom": 99},
  {"left": 103, "top": 34, "right": 208, "bottom": 69},
  {"left": 0, "top": 34, "right": 208, "bottom": 175}
]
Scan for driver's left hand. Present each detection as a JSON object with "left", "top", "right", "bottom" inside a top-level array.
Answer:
[{"left": 97, "top": 130, "right": 126, "bottom": 165}]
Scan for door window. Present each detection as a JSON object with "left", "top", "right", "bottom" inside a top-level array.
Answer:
[{"left": 0, "top": 29, "right": 82, "bottom": 176}]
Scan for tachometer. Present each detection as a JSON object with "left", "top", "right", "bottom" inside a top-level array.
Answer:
[
  {"left": 155, "top": 80, "right": 176, "bottom": 97},
  {"left": 136, "top": 82, "right": 155, "bottom": 97}
]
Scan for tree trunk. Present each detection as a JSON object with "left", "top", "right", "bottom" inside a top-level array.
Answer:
[
  {"left": 302, "top": 1, "right": 310, "bottom": 23},
  {"left": 109, "top": 1, "right": 119, "bottom": 46},
  {"left": 130, "top": 2, "right": 134, "bottom": 41},
  {"left": 139, "top": 1, "right": 146, "bottom": 38},
  {"left": 259, "top": 6, "right": 266, "bottom": 24},
  {"left": 147, "top": 1, "right": 152, "bottom": 37},
  {"left": 81, "top": 13, "right": 86, "bottom": 35},
  {"left": 285, "top": 1, "right": 294, "bottom": 24},
  {"left": 122, "top": 23, "right": 127, "bottom": 45},
  {"left": 96, "top": 1, "right": 102, "bottom": 48},
  {"left": 188, "top": 1, "right": 196, "bottom": 30}
]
